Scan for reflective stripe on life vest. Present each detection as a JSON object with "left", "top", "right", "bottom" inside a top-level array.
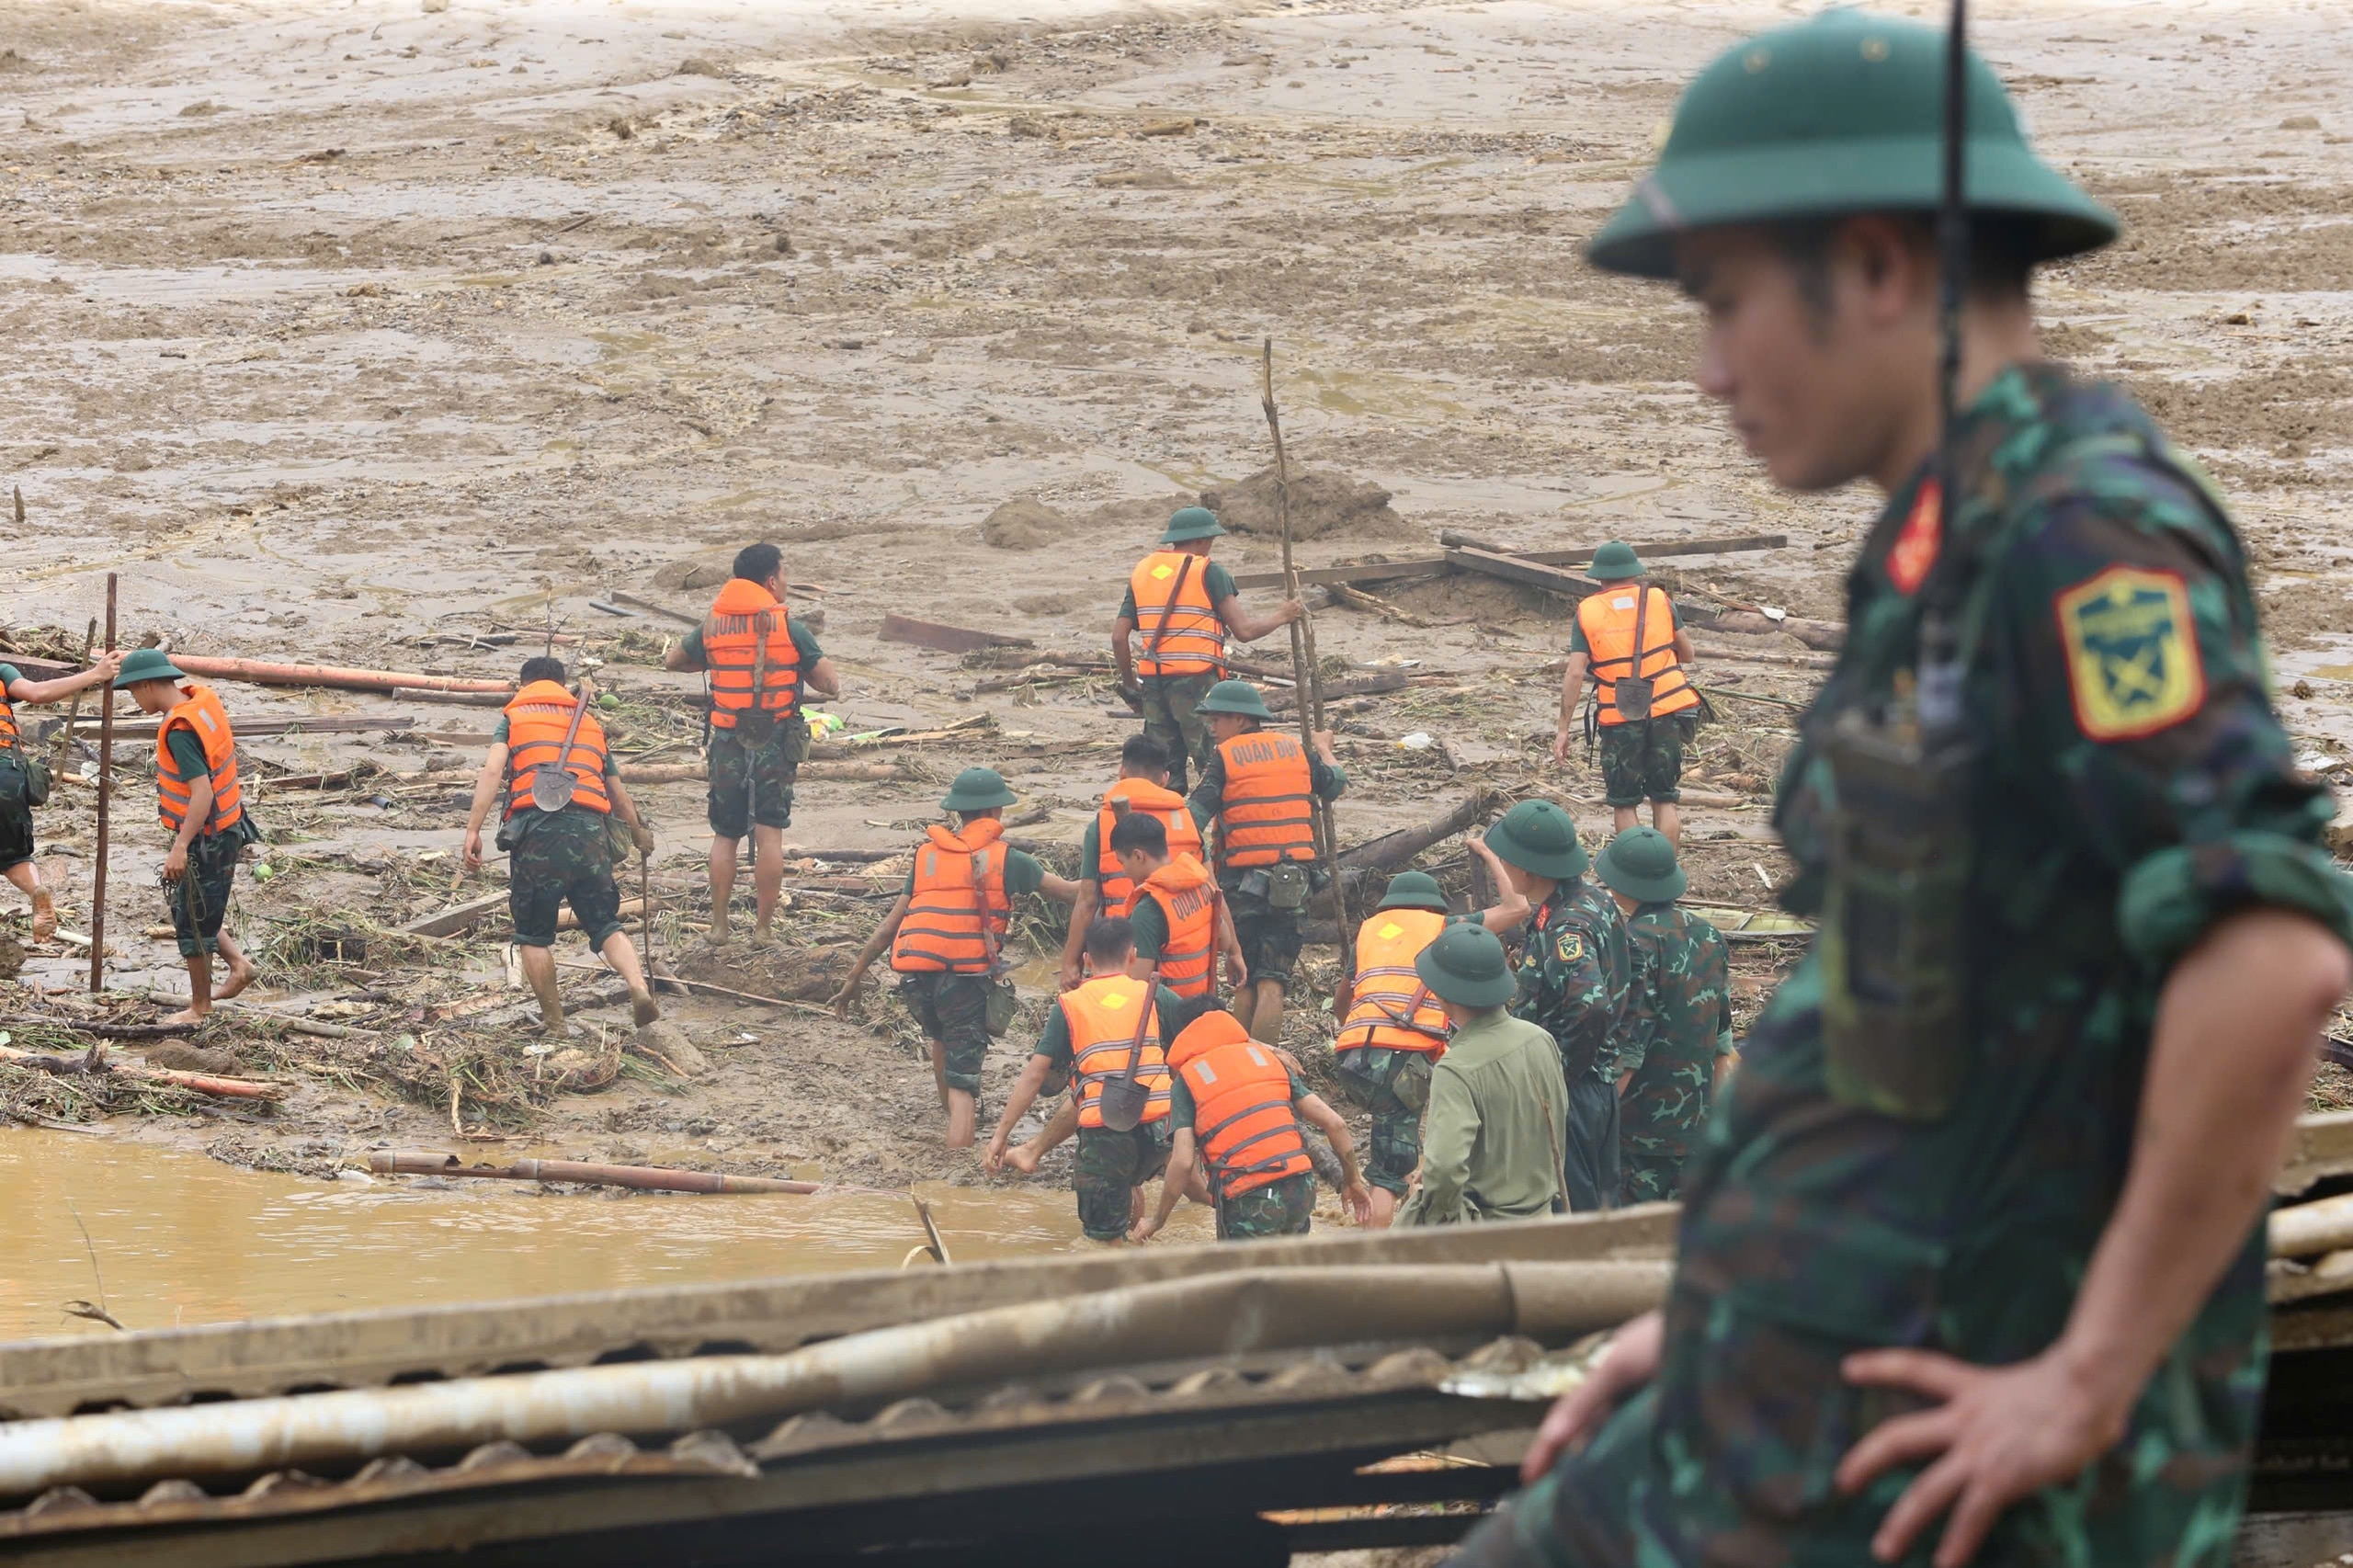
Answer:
[
  {"left": 501, "top": 680, "right": 612, "bottom": 819},
  {"left": 701, "top": 578, "right": 801, "bottom": 731},
  {"left": 1575, "top": 585, "right": 1698, "bottom": 725},
  {"left": 1167, "top": 1011, "right": 1312, "bottom": 1200},
  {"left": 1136, "top": 853, "right": 1217, "bottom": 999},
  {"left": 1095, "top": 778, "right": 1203, "bottom": 919},
  {"left": 155, "top": 685, "right": 245, "bottom": 837},
  {"left": 1216, "top": 730, "right": 1316, "bottom": 868},
  {"left": 890, "top": 818, "right": 1010, "bottom": 975},
  {"left": 1336, "top": 908, "right": 1452, "bottom": 1055},
  {"left": 1063, "top": 974, "right": 1171, "bottom": 1129},
  {"left": 1129, "top": 550, "right": 1225, "bottom": 677}
]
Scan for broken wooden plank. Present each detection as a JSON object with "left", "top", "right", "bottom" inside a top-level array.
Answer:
[
  {"left": 1228, "top": 533, "right": 1789, "bottom": 591},
  {"left": 1691, "top": 608, "right": 1844, "bottom": 652},
  {"left": 74, "top": 714, "right": 418, "bottom": 741},
  {"left": 1266, "top": 671, "right": 1411, "bottom": 712},
  {"left": 403, "top": 892, "right": 510, "bottom": 939},
  {"left": 880, "top": 615, "right": 1035, "bottom": 655},
  {"left": 1443, "top": 546, "right": 1609, "bottom": 600},
  {"left": 608, "top": 592, "right": 701, "bottom": 628}
]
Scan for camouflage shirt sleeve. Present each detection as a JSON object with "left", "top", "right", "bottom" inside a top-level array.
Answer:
[
  {"left": 1513, "top": 908, "right": 1612, "bottom": 1075},
  {"left": 1990, "top": 462, "right": 2353, "bottom": 967},
  {"left": 1606, "top": 922, "right": 1663, "bottom": 1083}
]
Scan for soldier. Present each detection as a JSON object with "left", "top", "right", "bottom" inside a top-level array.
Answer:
[
  {"left": 0, "top": 648, "right": 121, "bottom": 941},
  {"left": 663, "top": 543, "right": 842, "bottom": 942},
  {"left": 1057, "top": 734, "right": 1202, "bottom": 991},
  {"left": 1332, "top": 869, "right": 1455, "bottom": 1229},
  {"left": 832, "top": 767, "right": 1079, "bottom": 1148},
  {"left": 1476, "top": 799, "right": 1628, "bottom": 1211},
  {"left": 115, "top": 649, "right": 261, "bottom": 1023},
  {"left": 1111, "top": 506, "right": 1302, "bottom": 796},
  {"left": 1554, "top": 541, "right": 1702, "bottom": 846},
  {"left": 1461, "top": 13, "right": 2353, "bottom": 1568},
  {"left": 987, "top": 916, "right": 1182, "bottom": 1244},
  {"left": 1131, "top": 1006, "right": 1371, "bottom": 1244},
  {"left": 461, "top": 657, "right": 661, "bottom": 1033},
  {"left": 1185, "top": 678, "right": 1346, "bottom": 1044},
  {"left": 1591, "top": 827, "right": 1733, "bottom": 1204},
  {"left": 1392, "top": 925, "right": 1567, "bottom": 1228}
]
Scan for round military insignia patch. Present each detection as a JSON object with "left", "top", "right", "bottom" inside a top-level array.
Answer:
[
  {"left": 2054, "top": 566, "right": 2205, "bottom": 741},
  {"left": 1555, "top": 932, "right": 1584, "bottom": 964}
]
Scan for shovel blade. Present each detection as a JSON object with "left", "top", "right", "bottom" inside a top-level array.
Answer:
[
  {"left": 1096, "top": 1076, "right": 1149, "bottom": 1133},
  {"left": 530, "top": 769, "right": 578, "bottom": 812}
]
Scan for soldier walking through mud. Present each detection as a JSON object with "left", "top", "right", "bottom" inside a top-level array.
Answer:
[
  {"left": 461, "top": 657, "right": 662, "bottom": 1035},
  {"left": 664, "top": 543, "right": 840, "bottom": 942},
  {"left": 1331, "top": 869, "right": 1458, "bottom": 1230},
  {"left": 1112, "top": 506, "right": 1302, "bottom": 797},
  {"left": 0, "top": 647, "right": 121, "bottom": 944},
  {"left": 1461, "top": 12, "right": 2353, "bottom": 1568},
  {"left": 1058, "top": 734, "right": 1202, "bottom": 992},
  {"left": 117, "top": 649, "right": 261, "bottom": 1024},
  {"left": 1554, "top": 541, "right": 1703, "bottom": 846}
]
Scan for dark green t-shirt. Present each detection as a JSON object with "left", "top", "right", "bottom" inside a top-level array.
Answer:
[
  {"left": 490, "top": 714, "right": 620, "bottom": 775},
  {"left": 1565, "top": 587, "right": 1681, "bottom": 655},
  {"left": 1166, "top": 1060, "right": 1307, "bottom": 1130},
  {"left": 1033, "top": 983, "right": 1190, "bottom": 1069},
  {"left": 0, "top": 664, "right": 23, "bottom": 697},
  {"left": 1117, "top": 559, "right": 1239, "bottom": 623},
  {"left": 677, "top": 618, "right": 824, "bottom": 667}
]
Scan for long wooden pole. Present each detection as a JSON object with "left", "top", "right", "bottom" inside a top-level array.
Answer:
[
  {"left": 88, "top": 576, "right": 116, "bottom": 994},
  {"left": 1260, "top": 340, "right": 1354, "bottom": 944}
]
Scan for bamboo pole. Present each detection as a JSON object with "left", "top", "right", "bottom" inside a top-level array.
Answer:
[
  {"left": 166, "top": 655, "right": 512, "bottom": 696},
  {"left": 1260, "top": 339, "right": 1354, "bottom": 946},
  {"left": 47, "top": 617, "right": 97, "bottom": 777},
  {"left": 88, "top": 577, "right": 116, "bottom": 994}
]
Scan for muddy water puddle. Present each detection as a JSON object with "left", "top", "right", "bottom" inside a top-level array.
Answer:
[{"left": 0, "top": 1131, "right": 1213, "bottom": 1344}]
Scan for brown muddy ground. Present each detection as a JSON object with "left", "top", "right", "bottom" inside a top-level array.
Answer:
[{"left": 2, "top": 0, "right": 2350, "bottom": 1235}]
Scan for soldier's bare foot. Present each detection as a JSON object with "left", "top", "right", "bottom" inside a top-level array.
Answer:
[
  {"left": 159, "top": 1006, "right": 208, "bottom": 1026},
  {"left": 214, "top": 961, "right": 257, "bottom": 1002},
  {"left": 710, "top": 915, "right": 732, "bottom": 943},
  {"left": 631, "top": 988, "right": 660, "bottom": 1027},
  {"left": 28, "top": 891, "right": 55, "bottom": 943},
  {"left": 751, "top": 921, "right": 773, "bottom": 944}
]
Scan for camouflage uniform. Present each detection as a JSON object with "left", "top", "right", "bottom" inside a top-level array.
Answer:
[
  {"left": 900, "top": 972, "right": 995, "bottom": 1093},
  {"left": 1188, "top": 740, "right": 1348, "bottom": 995},
  {"left": 169, "top": 824, "right": 256, "bottom": 959},
  {"left": 1464, "top": 365, "right": 2353, "bottom": 1567},
  {"left": 1139, "top": 671, "right": 1219, "bottom": 799},
  {"left": 1217, "top": 1168, "right": 1316, "bottom": 1241},
  {"left": 1511, "top": 876, "right": 1630, "bottom": 1211},
  {"left": 706, "top": 720, "right": 807, "bottom": 838},
  {"left": 506, "top": 807, "right": 623, "bottom": 949},
  {"left": 1596, "top": 712, "right": 1697, "bottom": 810},
  {"left": 1074, "top": 1120, "right": 1171, "bottom": 1243},
  {"left": 1333, "top": 1046, "right": 1434, "bottom": 1197},
  {"left": 1613, "top": 903, "right": 1733, "bottom": 1204}
]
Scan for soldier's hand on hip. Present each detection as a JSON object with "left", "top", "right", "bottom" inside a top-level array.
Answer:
[
  {"left": 1836, "top": 1346, "right": 2131, "bottom": 1568},
  {"left": 1520, "top": 1308, "right": 1664, "bottom": 1483}
]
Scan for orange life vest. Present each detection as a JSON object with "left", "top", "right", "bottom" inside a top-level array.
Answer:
[
  {"left": 891, "top": 818, "right": 1010, "bottom": 975},
  {"left": 1095, "top": 778, "right": 1203, "bottom": 919},
  {"left": 701, "top": 578, "right": 801, "bottom": 731},
  {"left": 1336, "top": 908, "right": 1453, "bottom": 1056},
  {"left": 1136, "top": 853, "right": 1218, "bottom": 999},
  {"left": 1216, "top": 730, "right": 1316, "bottom": 868},
  {"left": 0, "top": 690, "right": 17, "bottom": 752},
  {"left": 501, "top": 680, "right": 611, "bottom": 819},
  {"left": 1167, "top": 1011, "right": 1313, "bottom": 1200},
  {"left": 1128, "top": 549, "right": 1225, "bottom": 678},
  {"left": 155, "top": 684, "right": 245, "bottom": 837},
  {"left": 1575, "top": 585, "right": 1699, "bottom": 725},
  {"left": 1063, "top": 974, "right": 1172, "bottom": 1130}
]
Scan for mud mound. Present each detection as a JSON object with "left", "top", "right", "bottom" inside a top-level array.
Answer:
[
  {"left": 633, "top": 1020, "right": 707, "bottom": 1075},
  {"left": 1199, "top": 465, "right": 1411, "bottom": 542},
  {"left": 0, "top": 935, "right": 20, "bottom": 981},
  {"left": 670, "top": 938, "right": 849, "bottom": 1003},
  {"left": 653, "top": 551, "right": 738, "bottom": 592},
  {"left": 980, "top": 495, "right": 1074, "bottom": 550},
  {"left": 145, "top": 1041, "right": 241, "bottom": 1075},
  {"left": 1080, "top": 494, "right": 1197, "bottom": 540}
]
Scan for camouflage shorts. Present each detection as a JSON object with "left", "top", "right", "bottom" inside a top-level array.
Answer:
[
  {"left": 1619, "top": 1145, "right": 1691, "bottom": 1206},
  {"left": 706, "top": 722, "right": 805, "bottom": 839},
  {"left": 1139, "top": 671, "right": 1219, "bottom": 794},
  {"left": 901, "top": 972, "right": 991, "bottom": 1092},
  {"left": 506, "top": 808, "right": 622, "bottom": 950},
  {"left": 1074, "top": 1120, "right": 1171, "bottom": 1242},
  {"left": 1597, "top": 713, "right": 1697, "bottom": 809},
  {"left": 1223, "top": 883, "right": 1305, "bottom": 993},
  {"left": 1218, "top": 1168, "right": 1316, "bottom": 1241},
  {"left": 168, "top": 830, "right": 245, "bottom": 959},
  {"left": 1334, "top": 1045, "right": 1434, "bottom": 1196}
]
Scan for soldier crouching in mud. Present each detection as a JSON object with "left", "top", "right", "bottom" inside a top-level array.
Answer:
[{"left": 1456, "top": 12, "right": 2353, "bottom": 1568}]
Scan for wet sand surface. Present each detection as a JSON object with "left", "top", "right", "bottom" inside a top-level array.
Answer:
[{"left": 1, "top": 0, "right": 2349, "bottom": 1335}]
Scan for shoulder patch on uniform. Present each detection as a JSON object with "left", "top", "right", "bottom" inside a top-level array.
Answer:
[
  {"left": 1886, "top": 479, "right": 1941, "bottom": 596},
  {"left": 2054, "top": 565, "right": 2205, "bottom": 742},
  {"left": 1554, "top": 931, "right": 1583, "bottom": 965}
]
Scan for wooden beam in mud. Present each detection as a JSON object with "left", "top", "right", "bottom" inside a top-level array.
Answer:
[
  {"left": 73, "top": 714, "right": 419, "bottom": 741},
  {"left": 879, "top": 615, "right": 1035, "bottom": 654},
  {"left": 403, "top": 892, "right": 510, "bottom": 939},
  {"left": 1226, "top": 532, "right": 1789, "bottom": 591},
  {"left": 1442, "top": 546, "right": 1608, "bottom": 600}
]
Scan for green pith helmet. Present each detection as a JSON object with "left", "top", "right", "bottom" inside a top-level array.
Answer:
[
  {"left": 1588, "top": 541, "right": 1643, "bottom": 581},
  {"left": 1160, "top": 506, "right": 1226, "bottom": 545},
  {"left": 112, "top": 648, "right": 187, "bottom": 687},
  {"left": 1484, "top": 800, "right": 1589, "bottom": 881},
  {"left": 1596, "top": 826, "right": 1688, "bottom": 904},
  {"left": 1415, "top": 924, "right": 1517, "bottom": 1009},
  {"left": 1376, "top": 870, "right": 1449, "bottom": 913},
  {"left": 1195, "top": 678, "right": 1273, "bottom": 721},
  {"left": 940, "top": 767, "right": 1017, "bottom": 812},
  {"left": 1587, "top": 10, "right": 2119, "bottom": 279}
]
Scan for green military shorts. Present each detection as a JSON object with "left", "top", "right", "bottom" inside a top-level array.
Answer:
[
  {"left": 1334, "top": 1045, "right": 1434, "bottom": 1197},
  {"left": 1222, "top": 880, "right": 1305, "bottom": 994},
  {"left": 0, "top": 764, "right": 33, "bottom": 873},
  {"left": 901, "top": 971, "right": 991, "bottom": 1093},
  {"left": 1074, "top": 1119, "right": 1171, "bottom": 1242},
  {"left": 168, "top": 830, "right": 245, "bottom": 959},
  {"left": 1597, "top": 712, "right": 1698, "bottom": 809},
  {"left": 1217, "top": 1168, "right": 1316, "bottom": 1241},
  {"left": 507, "top": 809, "right": 623, "bottom": 949},
  {"left": 1139, "top": 671, "right": 1219, "bottom": 793},
  {"left": 706, "top": 721, "right": 806, "bottom": 839}
]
